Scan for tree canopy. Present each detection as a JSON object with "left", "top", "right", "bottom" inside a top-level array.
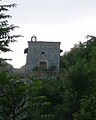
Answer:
[{"left": 0, "top": 1, "right": 21, "bottom": 61}]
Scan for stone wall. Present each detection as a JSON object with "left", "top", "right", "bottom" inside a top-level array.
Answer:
[{"left": 25, "top": 41, "right": 61, "bottom": 74}]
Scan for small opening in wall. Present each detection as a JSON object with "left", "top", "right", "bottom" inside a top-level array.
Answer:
[{"left": 41, "top": 51, "right": 45, "bottom": 54}]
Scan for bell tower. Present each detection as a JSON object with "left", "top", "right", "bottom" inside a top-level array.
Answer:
[{"left": 31, "top": 35, "right": 37, "bottom": 42}]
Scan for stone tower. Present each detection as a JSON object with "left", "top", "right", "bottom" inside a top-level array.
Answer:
[{"left": 24, "top": 35, "right": 61, "bottom": 74}]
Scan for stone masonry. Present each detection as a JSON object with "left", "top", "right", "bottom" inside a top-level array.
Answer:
[{"left": 25, "top": 36, "right": 61, "bottom": 74}]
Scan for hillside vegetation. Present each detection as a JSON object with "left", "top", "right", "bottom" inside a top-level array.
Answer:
[{"left": 0, "top": 35, "right": 96, "bottom": 120}]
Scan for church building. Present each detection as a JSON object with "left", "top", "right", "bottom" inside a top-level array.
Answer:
[{"left": 24, "top": 35, "right": 62, "bottom": 74}]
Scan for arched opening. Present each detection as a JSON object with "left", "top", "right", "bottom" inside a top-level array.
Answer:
[{"left": 39, "top": 62, "right": 47, "bottom": 70}]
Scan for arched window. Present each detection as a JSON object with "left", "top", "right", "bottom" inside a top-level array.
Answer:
[{"left": 39, "top": 62, "right": 47, "bottom": 70}]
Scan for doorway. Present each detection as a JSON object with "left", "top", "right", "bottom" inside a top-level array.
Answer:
[{"left": 39, "top": 62, "right": 47, "bottom": 70}]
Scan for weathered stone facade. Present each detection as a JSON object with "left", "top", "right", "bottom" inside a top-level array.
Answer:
[{"left": 25, "top": 38, "right": 61, "bottom": 74}]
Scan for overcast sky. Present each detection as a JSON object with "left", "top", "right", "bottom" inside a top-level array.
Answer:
[{"left": 1, "top": 0, "right": 96, "bottom": 68}]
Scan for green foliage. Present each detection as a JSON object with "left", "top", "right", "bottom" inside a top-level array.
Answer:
[
  {"left": 35, "top": 35, "right": 96, "bottom": 119},
  {"left": 60, "top": 35, "right": 96, "bottom": 120},
  {"left": 54, "top": 89, "right": 77, "bottom": 120},
  {"left": 73, "top": 94, "right": 96, "bottom": 120},
  {"left": 0, "top": 71, "right": 52, "bottom": 120},
  {"left": 0, "top": 1, "right": 22, "bottom": 61},
  {"left": 1, "top": 35, "right": 96, "bottom": 120},
  {"left": 0, "top": 72, "right": 28, "bottom": 120}
]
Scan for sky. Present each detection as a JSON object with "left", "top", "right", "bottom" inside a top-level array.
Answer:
[{"left": 1, "top": 0, "right": 96, "bottom": 68}]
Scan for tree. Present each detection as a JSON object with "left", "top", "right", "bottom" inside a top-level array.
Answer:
[
  {"left": 0, "top": 1, "right": 53, "bottom": 120},
  {"left": 0, "top": 73, "right": 52, "bottom": 120},
  {"left": 0, "top": 1, "right": 21, "bottom": 61},
  {"left": 0, "top": 73, "right": 28, "bottom": 120},
  {"left": 73, "top": 94, "right": 96, "bottom": 120},
  {"left": 59, "top": 35, "right": 96, "bottom": 120}
]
